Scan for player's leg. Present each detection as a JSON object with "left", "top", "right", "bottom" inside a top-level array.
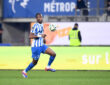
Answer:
[
  {"left": 22, "top": 59, "right": 38, "bottom": 78},
  {"left": 45, "top": 47, "right": 56, "bottom": 72},
  {"left": 22, "top": 47, "right": 41, "bottom": 78},
  {"left": 24, "top": 59, "right": 38, "bottom": 73}
]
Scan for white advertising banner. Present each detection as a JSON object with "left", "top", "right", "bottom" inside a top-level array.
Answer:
[{"left": 31, "top": 22, "right": 110, "bottom": 45}]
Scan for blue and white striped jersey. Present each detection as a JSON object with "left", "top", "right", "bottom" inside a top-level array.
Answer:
[{"left": 31, "top": 23, "right": 44, "bottom": 47}]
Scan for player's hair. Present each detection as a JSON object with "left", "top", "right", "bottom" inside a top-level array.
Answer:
[{"left": 35, "top": 13, "right": 41, "bottom": 18}]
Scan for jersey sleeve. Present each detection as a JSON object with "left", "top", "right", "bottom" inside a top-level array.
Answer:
[{"left": 31, "top": 24, "right": 38, "bottom": 34}]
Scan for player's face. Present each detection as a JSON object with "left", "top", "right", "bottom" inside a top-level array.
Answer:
[{"left": 36, "top": 14, "right": 43, "bottom": 24}]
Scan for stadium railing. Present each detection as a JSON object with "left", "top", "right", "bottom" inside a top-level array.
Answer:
[{"left": 45, "top": 8, "right": 110, "bottom": 22}]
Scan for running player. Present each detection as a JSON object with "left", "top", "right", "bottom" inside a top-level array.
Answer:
[{"left": 22, "top": 13, "right": 56, "bottom": 78}]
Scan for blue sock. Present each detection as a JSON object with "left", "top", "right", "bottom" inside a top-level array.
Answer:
[
  {"left": 48, "top": 56, "right": 55, "bottom": 67},
  {"left": 25, "top": 62, "right": 35, "bottom": 73}
]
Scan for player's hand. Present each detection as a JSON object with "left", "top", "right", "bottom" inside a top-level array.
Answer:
[{"left": 42, "top": 34, "right": 47, "bottom": 38}]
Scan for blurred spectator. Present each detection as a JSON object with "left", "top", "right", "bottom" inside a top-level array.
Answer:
[
  {"left": 69, "top": 23, "right": 82, "bottom": 46},
  {"left": 107, "top": 1, "right": 110, "bottom": 16},
  {"left": 76, "top": 0, "right": 88, "bottom": 21},
  {"left": 0, "top": 24, "right": 3, "bottom": 43}
]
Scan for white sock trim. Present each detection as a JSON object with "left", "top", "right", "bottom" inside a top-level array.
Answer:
[
  {"left": 46, "top": 66, "right": 50, "bottom": 68},
  {"left": 23, "top": 70, "right": 27, "bottom": 73}
]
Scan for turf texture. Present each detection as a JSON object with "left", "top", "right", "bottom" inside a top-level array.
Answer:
[{"left": 0, "top": 70, "right": 110, "bottom": 85}]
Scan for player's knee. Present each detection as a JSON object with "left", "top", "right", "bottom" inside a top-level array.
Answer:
[
  {"left": 33, "top": 62, "right": 37, "bottom": 65},
  {"left": 52, "top": 53, "right": 56, "bottom": 57},
  {"left": 32, "top": 60, "right": 38, "bottom": 65},
  {"left": 34, "top": 62, "right": 37, "bottom": 65}
]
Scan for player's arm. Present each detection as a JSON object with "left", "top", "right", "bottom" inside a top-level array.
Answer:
[
  {"left": 29, "top": 33, "right": 38, "bottom": 39},
  {"left": 29, "top": 33, "right": 46, "bottom": 39},
  {"left": 43, "top": 38, "right": 46, "bottom": 43}
]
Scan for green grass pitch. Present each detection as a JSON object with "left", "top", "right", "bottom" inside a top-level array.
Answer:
[{"left": 0, "top": 70, "right": 110, "bottom": 85}]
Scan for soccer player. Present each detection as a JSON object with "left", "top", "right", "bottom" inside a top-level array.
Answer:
[{"left": 22, "top": 13, "right": 56, "bottom": 78}]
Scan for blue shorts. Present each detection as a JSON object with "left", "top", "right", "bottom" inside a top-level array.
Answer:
[{"left": 31, "top": 45, "right": 48, "bottom": 60}]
